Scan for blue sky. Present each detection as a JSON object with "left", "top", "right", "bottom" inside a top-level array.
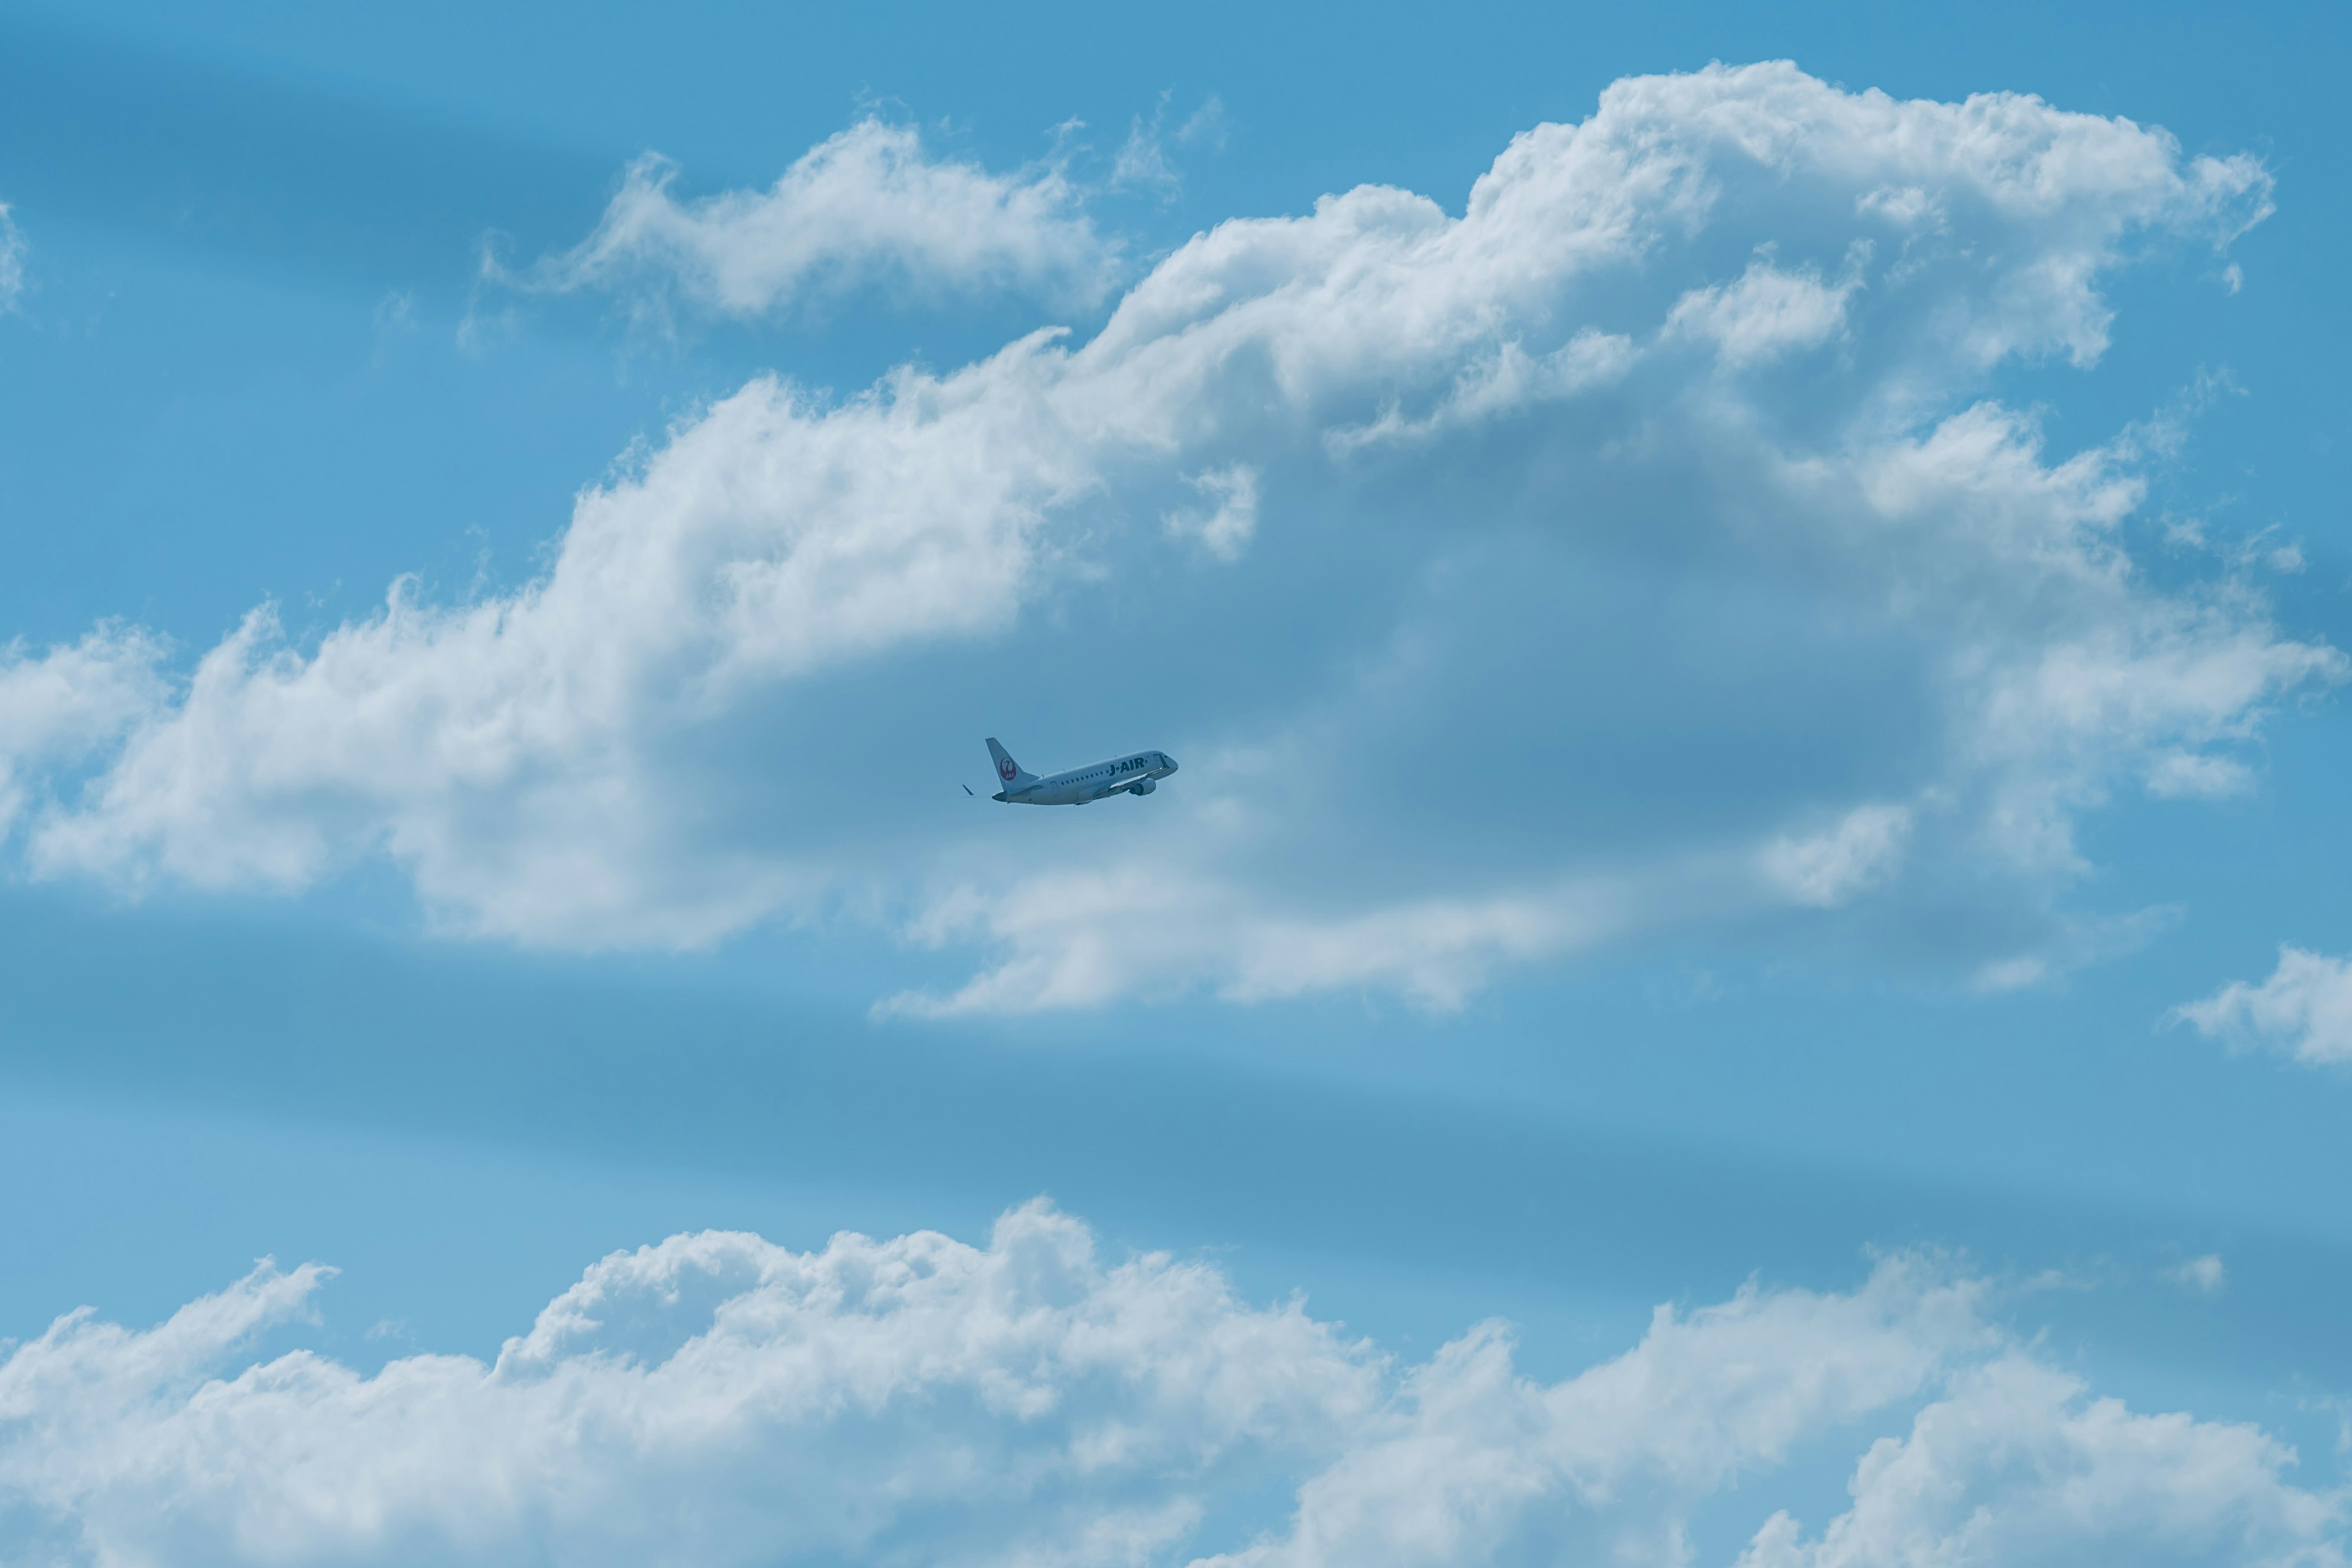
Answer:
[{"left": 4, "top": 2, "right": 2352, "bottom": 1562}]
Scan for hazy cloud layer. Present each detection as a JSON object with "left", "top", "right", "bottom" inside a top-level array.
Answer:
[
  {"left": 0, "top": 1205, "right": 2339, "bottom": 1567},
  {"left": 0, "top": 203, "right": 23, "bottom": 312},
  {"left": 0, "top": 62, "right": 2328, "bottom": 1009}
]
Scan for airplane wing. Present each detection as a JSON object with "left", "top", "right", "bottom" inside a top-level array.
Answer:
[{"left": 1103, "top": 768, "right": 1155, "bottom": 792}]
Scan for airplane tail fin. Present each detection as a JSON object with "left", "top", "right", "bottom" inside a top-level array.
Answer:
[{"left": 986, "top": 737, "right": 1036, "bottom": 787}]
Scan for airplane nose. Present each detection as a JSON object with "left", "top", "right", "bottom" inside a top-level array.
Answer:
[{"left": 1164, "top": 756, "right": 1178, "bottom": 774}]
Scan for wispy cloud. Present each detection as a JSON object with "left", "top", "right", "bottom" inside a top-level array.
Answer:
[
  {"left": 497, "top": 119, "right": 1118, "bottom": 328},
  {"left": 2168, "top": 1254, "right": 2227, "bottom": 1294},
  {"left": 1112, "top": 92, "right": 1226, "bottom": 200},
  {"left": 2174, "top": 944, "right": 2352, "bottom": 1065},
  {"left": 0, "top": 202, "right": 26, "bottom": 312},
  {"left": 1163, "top": 464, "right": 1259, "bottom": 560}
]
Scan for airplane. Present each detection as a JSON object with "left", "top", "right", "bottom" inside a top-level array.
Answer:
[{"left": 968, "top": 737, "right": 1178, "bottom": 804}]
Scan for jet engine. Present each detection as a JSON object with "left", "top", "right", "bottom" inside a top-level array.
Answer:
[{"left": 1130, "top": 778, "right": 1157, "bottom": 795}]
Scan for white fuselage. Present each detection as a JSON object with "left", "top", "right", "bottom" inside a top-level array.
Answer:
[{"left": 995, "top": 749, "right": 1178, "bottom": 805}]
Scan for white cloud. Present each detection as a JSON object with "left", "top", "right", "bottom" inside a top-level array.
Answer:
[
  {"left": 1114, "top": 108, "right": 1183, "bottom": 200},
  {"left": 1759, "top": 803, "right": 1913, "bottom": 907},
  {"left": 0, "top": 1204, "right": 1375, "bottom": 1567},
  {"left": 0, "top": 1207, "right": 2338, "bottom": 1568},
  {"left": 1847, "top": 401, "right": 2343, "bottom": 878},
  {"left": 1856, "top": 184, "right": 1943, "bottom": 230},
  {"left": 2147, "top": 748, "right": 2256, "bottom": 798},
  {"left": 1975, "top": 954, "right": 2052, "bottom": 993},
  {"left": 0, "top": 63, "right": 2321, "bottom": 1006},
  {"left": 2171, "top": 1254, "right": 2227, "bottom": 1295},
  {"left": 1180, "top": 97, "right": 1230, "bottom": 151},
  {"left": 1112, "top": 94, "right": 1226, "bottom": 202},
  {"left": 1164, "top": 465, "right": 1260, "bottom": 559},
  {"left": 1324, "top": 326, "right": 1635, "bottom": 450},
  {"left": 0, "top": 627, "right": 169, "bottom": 839},
  {"left": 883, "top": 861, "right": 1629, "bottom": 1016},
  {"left": 1667, "top": 256, "right": 1858, "bottom": 366},
  {"left": 1200, "top": 1253, "right": 1996, "bottom": 1568},
  {"left": 1738, "top": 1356, "right": 2343, "bottom": 1568},
  {"left": 507, "top": 119, "right": 1117, "bottom": 324},
  {"left": 0, "top": 202, "right": 24, "bottom": 312},
  {"left": 1973, "top": 903, "right": 2183, "bottom": 993},
  {"left": 2175, "top": 946, "right": 2352, "bottom": 1065}
]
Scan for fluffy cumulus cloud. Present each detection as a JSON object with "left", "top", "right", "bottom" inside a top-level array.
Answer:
[
  {"left": 1736, "top": 1356, "right": 2345, "bottom": 1568},
  {"left": 0, "top": 62, "right": 2331, "bottom": 1006},
  {"left": 0, "top": 1205, "right": 2341, "bottom": 1567},
  {"left": 0, "top": 627, "right": 168, "bottom": 840},
  {"left": 502, "top": 119, "right": 1117, "bottom": 323},
  {"left": 2175, "top": 946, "right": 2352, "bottom": 1065}
]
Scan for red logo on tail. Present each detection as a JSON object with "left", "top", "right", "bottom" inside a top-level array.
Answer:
[{"left": 1000, "top": 758, "right": 1017, "bottom": 781}]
